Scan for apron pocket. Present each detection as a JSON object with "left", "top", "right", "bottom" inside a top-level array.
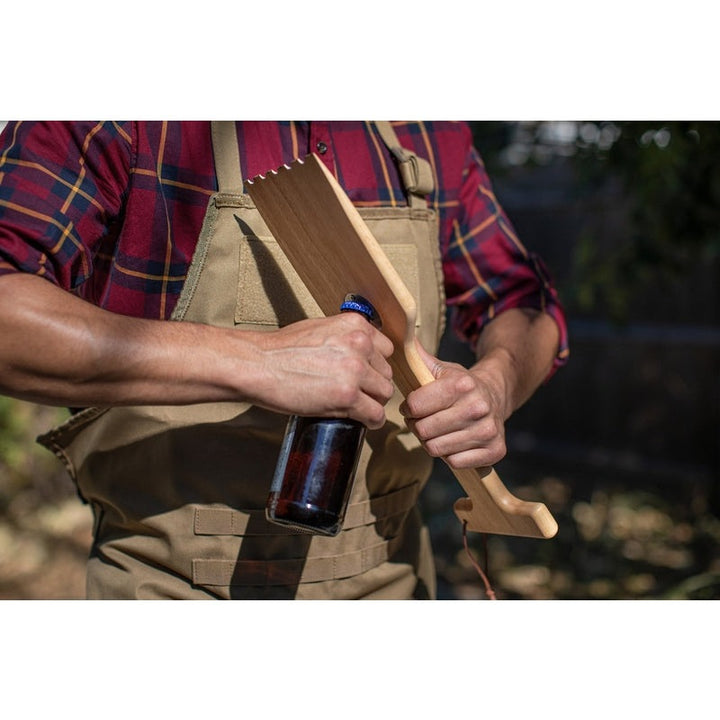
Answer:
[
  {"left": 236, "top": 234, "right": 323, "bottom": 327},
  {"left": 235, "top": 235, "right": 421, "bottom": 328}
]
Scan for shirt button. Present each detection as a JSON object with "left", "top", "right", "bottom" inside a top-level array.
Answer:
[{"left": 316, "top": 141, "right": 328, "bottom": 155}]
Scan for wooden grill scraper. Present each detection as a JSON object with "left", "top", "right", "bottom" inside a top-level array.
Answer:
[{"left": 246, "top": 154, "right": 558, "bottom": 539}]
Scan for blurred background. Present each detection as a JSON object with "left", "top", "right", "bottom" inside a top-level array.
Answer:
[{"left": 0, "top": 120, "right": 718, "bottom": 600}]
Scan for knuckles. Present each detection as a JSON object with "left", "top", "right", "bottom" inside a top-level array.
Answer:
[
  {"left": 345, "top": 328, "right": 373, "bottom": 355},
  {"left": 334, "top": 380, "right": 362, "bottom": 410},
  {"left": 379, "top": 378, "right": 395, "bottom": 403},
  {"left": 365, "top": 405, "right": 387, "bottom": 430},
  {"left": 453, "top": 372, "right": 477, "bottom": 396},
  {"left": 423, "top": 437, "right": 444, "bottom": 458},
  {"left": 343, "top": 355, "right": 368, "bottom": 381}
]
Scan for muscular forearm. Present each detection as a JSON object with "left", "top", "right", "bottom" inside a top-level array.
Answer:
[
  {"left": 0, "top": 273, "right": 262, "bottom": 407},
  {"left": 0, "top": 274, "right": 394, "bottom": 427}
]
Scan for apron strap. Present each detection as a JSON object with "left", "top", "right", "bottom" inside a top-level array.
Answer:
[
  {"left": 211, "top": 121, "right": 245, "bottom": 194},
  {"left": 374, "top": 121, "right": 435, "bottom": 208},
  {"left": 210, "top": 120, "right": 434, "bottom": 206}
]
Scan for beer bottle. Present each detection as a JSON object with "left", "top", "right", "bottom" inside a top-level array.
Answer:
[{"left": 266, "top": 294, "right": 382, "bottom": 536}]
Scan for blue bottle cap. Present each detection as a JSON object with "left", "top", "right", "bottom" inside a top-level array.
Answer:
[{"left": 340, "top": 293, "right": 382, "bottom": 329}]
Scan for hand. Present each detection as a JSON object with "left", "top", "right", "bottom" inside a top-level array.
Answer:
[
  {"left": 400, "top": 342, "right": 510, "bottom": 469},
  {"left": 250, "top": 313, "right": 395, "bottom": 429}
]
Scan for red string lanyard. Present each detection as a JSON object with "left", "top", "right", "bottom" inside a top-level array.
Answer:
[{"left": 462, "top": 521, "right": 497, "bottom": 601}]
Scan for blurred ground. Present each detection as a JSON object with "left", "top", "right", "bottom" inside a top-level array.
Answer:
[
  {"left": 0, "top": 495, "right": 91, "bottom": 600},
  {"left": 1, "top": 398, "right": 718, "bottom": 600},
  {"left": 0, "top": 400, "right": 90, "bottom": 600},
  {"left": 422, "top": 453, "right": 720, "bottom": 600}
]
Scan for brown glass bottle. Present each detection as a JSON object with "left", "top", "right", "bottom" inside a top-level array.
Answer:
[{"left": 266, "top": 294, "right": 382, "bottom": 536}]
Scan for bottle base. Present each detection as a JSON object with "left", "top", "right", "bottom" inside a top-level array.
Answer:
[{"left": 266, "top": 495, "right": 343, "bottom": 537}]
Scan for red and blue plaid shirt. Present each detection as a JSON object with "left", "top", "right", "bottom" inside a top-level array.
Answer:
[{"left": 0, "top": 121, "right": 568, "bottom": 371}]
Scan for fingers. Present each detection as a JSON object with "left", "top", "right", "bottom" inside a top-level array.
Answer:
[
  {"left": 400, "top": 351, "right": 507, "bottom": 468},
  {"left": 336, "top": 314, "right": 394, "bottom": 411},
  {"left": 410, "top": 420, "right": 507, "bottom": 468},
  {"left": 334, "top": 352, "right": 394, "bottom": 428},
  {"left": 255, "top": 313, "right": 396, "bottom": 428},
  {"left": 344, "top": 312, "right": 394, "bottom": 375},
  {"left": 351, "top": 391, "right": 390, "bottom": 430},
  {"left": 341, "top": 314, "right": 393, "bottom": 381}
]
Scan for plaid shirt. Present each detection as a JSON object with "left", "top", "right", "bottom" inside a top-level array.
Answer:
[{"left": 0, "top": 121, "right": 569, "bottom": 370}]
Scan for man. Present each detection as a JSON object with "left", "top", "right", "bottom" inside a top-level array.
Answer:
[{"left": 0, "top": 121, "right": 568, "bottom": 599}]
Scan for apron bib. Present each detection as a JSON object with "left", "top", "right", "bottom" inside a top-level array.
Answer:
[{"left": 39, "top": 121, "right": 446, "bottom": 599}]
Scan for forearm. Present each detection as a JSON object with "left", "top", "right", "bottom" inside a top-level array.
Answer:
[
  {"left": 0, "top": 273, "right": 394, "bottom": 426},
  {"left": 0, "top": 273, "right": 262, "bottom": 408},
  {"left": 471, "top": 307, "right": 560, "bottom": 420}
]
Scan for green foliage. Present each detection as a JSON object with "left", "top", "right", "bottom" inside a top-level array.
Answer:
[
  {"left": 470, "top": 120, "right": 720, "bottom": 324},
  {"left": 0, "top": 396, "right": 29, "bottom": 470},
  {"left": 577, "top": 122, "right": 720, "bottom": 322},
  {"left": 601, "top": 122, "right": 720, "bottom": 258}
]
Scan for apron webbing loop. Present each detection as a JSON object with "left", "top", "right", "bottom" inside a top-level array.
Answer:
[
  {"left": 194, "top": 482, "right": 420, "bottom": 536},
  {"left": 192, "top": 534, "right": 405, "bottom": 586},
  {"left": 374, "top": 121, "right": 435, "bottom": 207}
]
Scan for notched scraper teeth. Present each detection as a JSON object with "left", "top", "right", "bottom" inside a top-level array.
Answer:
[{"left": 246, "top": 156, "right": 307, "bottom": 186}]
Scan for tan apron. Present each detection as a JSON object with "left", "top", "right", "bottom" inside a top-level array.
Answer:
[{"left": 39, "top": 121, "right": 447, "bottom": 600}]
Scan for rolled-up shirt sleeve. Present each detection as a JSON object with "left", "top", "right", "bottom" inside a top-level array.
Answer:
[
  {"left": 442, "top": 143, "right": 569, "bottom": 377},
  {"left": 0, "top": 121, "right": 131, "bottom": 291}
]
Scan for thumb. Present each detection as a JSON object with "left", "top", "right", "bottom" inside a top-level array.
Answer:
[{"left": 414, "top": 338, "right": 445, "bottom": 380}]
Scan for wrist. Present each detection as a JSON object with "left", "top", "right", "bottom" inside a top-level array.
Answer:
[
  {"left": 196, "top": 325, "right": 272, "bottom": 404},
  {"left": 470, "top": 348, "right": 517, "bottom": 421}
]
